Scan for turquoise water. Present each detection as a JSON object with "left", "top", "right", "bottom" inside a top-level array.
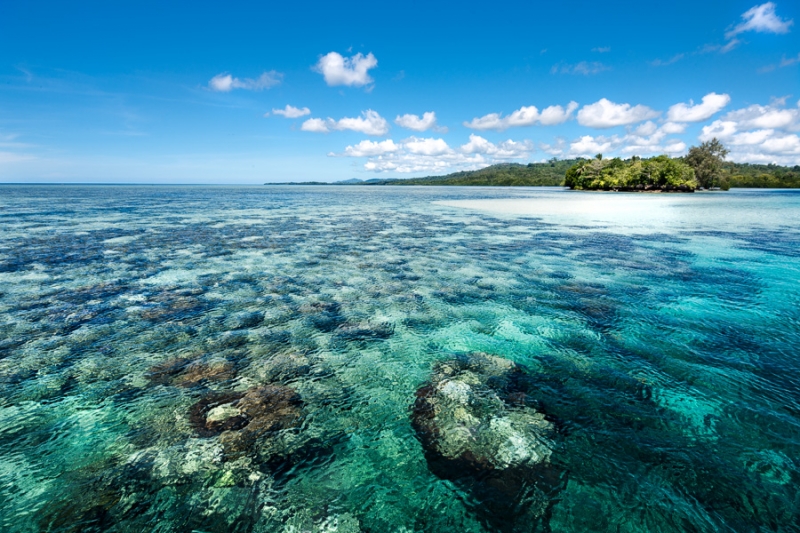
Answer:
[{"left": 0, "top": 185, "right": 798, "bottom": 532}]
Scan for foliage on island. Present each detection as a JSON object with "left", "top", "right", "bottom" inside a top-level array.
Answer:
[
  {"left": 721, "top": 162, "right": 800, "bottom": 188},
  {"left": 564, "top": 154, "right": 698, "bottom": 191},
  {"left": 366, "top": 160, "right": 580, "bottom": 186}
]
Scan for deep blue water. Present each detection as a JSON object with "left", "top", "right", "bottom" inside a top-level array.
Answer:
[{"left": 0, "top": 185, "right": 798, "bottom": 532}]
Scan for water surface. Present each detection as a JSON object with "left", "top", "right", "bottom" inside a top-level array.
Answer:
[{"left": 1, "top": 186, "right": 798, "bottom": 532}]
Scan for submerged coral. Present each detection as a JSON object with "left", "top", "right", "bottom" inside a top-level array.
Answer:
[{"left": 411, "top": 352, "right": 564, "bottom": 531}]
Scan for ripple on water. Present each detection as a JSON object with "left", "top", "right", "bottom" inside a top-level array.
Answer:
[{"left": 0, "top": 186, "right": 799, "bottom": 532}]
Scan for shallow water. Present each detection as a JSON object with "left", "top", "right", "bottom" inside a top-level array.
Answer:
[{"left": 0, "top": 185, "right": 798, "bottom": 533}]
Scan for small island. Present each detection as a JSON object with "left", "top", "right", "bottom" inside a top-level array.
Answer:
[
  {"left": 268, "top": 138, "right": 800, "bottom": 189},
  {"left": 565, "top": 155, "right": 697, "bottom": 192}
]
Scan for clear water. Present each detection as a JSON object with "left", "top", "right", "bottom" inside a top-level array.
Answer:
[{"left": 0, "top": 185, "right": 798, "bottom": 533}]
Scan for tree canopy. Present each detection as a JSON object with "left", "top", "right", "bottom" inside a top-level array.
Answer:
[
  {"left": 684, "top": 138, "right": 730, "bottom": 189},
  {"left": 564, "top": 155, "right": 697, "bottom": 191}
]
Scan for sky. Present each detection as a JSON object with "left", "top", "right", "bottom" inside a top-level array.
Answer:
[{"left": 1, "top": 0, "right": 798, "bottom": 183}]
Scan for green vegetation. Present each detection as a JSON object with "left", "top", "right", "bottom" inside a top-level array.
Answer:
[
  {"left": 266, "top": 139, "right": 799, "bottom": 188},
  {"left": 366, "top": 160, "right": 579, "bottom": 186},
  {"left": 564, "top": 154, "right": 698, "bottom": 191},
  {"left": 685, "top": 138, "right": 730, "bottom": 190},
  {"left": 721, "top": 162, "right": 800, "bottom": 188}
]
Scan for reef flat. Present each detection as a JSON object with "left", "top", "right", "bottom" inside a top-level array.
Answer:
[{"left": 0, "top": 185, "right": 799, "bottom": 532}]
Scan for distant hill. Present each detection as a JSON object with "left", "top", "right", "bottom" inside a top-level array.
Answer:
[
  {"left": 363, "top": 160, "right": 580, "bottom": 186},
  {"left": 722, "top": 161, "right": 800, "bottom": 188},
  {"left": 265, "top": 158, "right": 800, "bottom": 188}
]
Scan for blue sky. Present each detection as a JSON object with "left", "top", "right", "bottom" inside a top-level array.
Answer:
[{"left": 1, "top": 0, "right": 798, "bottom": 183}]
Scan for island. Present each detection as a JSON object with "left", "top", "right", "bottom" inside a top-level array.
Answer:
[{"left": 267, "top": 139, "right": 800, "bottom": 189}]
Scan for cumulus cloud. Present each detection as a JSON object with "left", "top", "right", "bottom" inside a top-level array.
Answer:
[
  {"left": 208, "top": 71, "right": 282, "bottom": 92},
  {"left": 699, "top": 99, "right": 800, "bottom": 164},
  {"left": 395, "top": 112, "right": 438, "bottom": 131},
  {"left": 404, "top": 137, "right": 451, "bottom": 156},
  {"left": 272, "top": 105, "right": 311, "bottom": 118},
  {"left": 314, "top": 52, "right": 378, "bottom": 87},
  {"left": 551, "top": 62, "right": 610, "bottom": 75},
  {"left": 577, "top": 98, "right": 660, "bottom": 128},
  {"left": 722, "top": 101, "right": 800, "bottom": 129},
  {"left": 300, "top": 118, "right": 330, "bottom": 133},
  {"left": 464, "top": 102, "right": 577, "bottom": 131},
  {"left": 333, "top": 134, "right": 535, "bottom": 174},
  {"left": 301, "top": 110, "right": 390, "bottom": 136},
  {"left": 540, "top": 102, "right": 580, "bottom": 125},
  {"left": 460, "top": 135, "right": 534, "bottom": 159},
  {"left": 664, "top": 140, "right": 688, "bottom": 154},
  {"left": 537, "top": 119, "right": 689, "bottom": 158},
  {"left": 726, "top": 2, "right": 793, "bottom": 40},
  {"left": 341, "top": 139, "right": 399, "bottom": 157},
  {"left": 667, "top": 93, "right": 731, "bottom": 122},
  {"left": 661, "top": 122, "right": 688, "bottom": 134}
]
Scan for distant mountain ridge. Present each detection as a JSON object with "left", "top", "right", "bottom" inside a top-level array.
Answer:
[
  {"left": 266, "top": 160, "right": 579, "bottom": 186},
  {"left": 265, "top": 159, "right": 800, "bottom": 188}
]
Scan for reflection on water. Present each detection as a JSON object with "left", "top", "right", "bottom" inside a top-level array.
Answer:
[{"left": 0, "top": 186, "right": 799, "bottom": 532}]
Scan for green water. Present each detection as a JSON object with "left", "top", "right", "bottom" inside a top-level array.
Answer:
[{"left": 0, "top": 186, "right": 798, "bottom": 532}]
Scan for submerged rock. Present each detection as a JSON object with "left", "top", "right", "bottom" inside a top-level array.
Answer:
[
  {"left": 189, "top": 385, "right": 304, "bottom": 459},
  {"left": 334, "top": 321, "right": 394, "bottom": 340},
  {"left": 146, "top": 357, "right": 236, "bottom": 387},
  {"left": 411, "top": 352, "right": 564, "bottom": 532}
]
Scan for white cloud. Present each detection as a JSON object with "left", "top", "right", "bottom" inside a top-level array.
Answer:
[
  {"left": 634, "top": 121, "right": 658, "bottom": 136},
  {"left": 335, "top": 133, "right": 535, "bottom": 174},
  {"left": 664, "top": 140, "right": 688, "bottom": 154},
  {"left": 272, "top": 105, "right": 311, "bottom": 118},
  {"left": 460, "top": 134, "right": 534, "bottom": 159},
  {"left": 650, "top": 53, "right": 685, "bottom": 67},
  {"left": 722, "top": 102, "right": 800, "bottom": 129},
  {"left": 661, "top": 122, "right": 688, "bottom": 134},
  {"left": 569, "top": 135, "right": 617, "bottom": 156},
  {"left": 551, "top": 62, "right": 610, "bottom": 75},
  {"left": 667, "top": 93, "right": 731, "bottom": 122},
  {"left": 208, "top": 71, "right": 282, "bottom": 92},
  {"left": 592, "top": 47, "right": 611, "bottom": 53},
  {"left": 577, "top": 98, "right": 660, "bottom": 128},
  {"left": 780, "top": 53, "right": 800, "bottom": 67},
  {"left": 404, "top": 137, "right": 451, "bottom": 156},
  {"left": 300, "top": 118, "right": 330, "bottom": 133},
  {"left": 699, "top": 99, "right": 800, "bottom": 164},
  {"left": 314, "top": 52, "right": 378, "bottom": 87},
  {"left": 301, "top": 110, "right": 390, "bottom": 136},
  {"left": 699, "top": 120, "right": 738, "bottom": 141},
  {"left": 539, "top": 102, "right": 580, "bottom": 125},
  {"left": 464, "top": 102, "right": 577, "bottom": 131},
  {"left": 334, "top": 110, "right": 389, "bottom": 135},
  {"left": 726, "top": 2, "right": 793, "bottom": 40},
  {"left": 341, "top": 139, "right": 399, "bottom": 157},
  {"left": 395, "top": 112, "right": 438, "bottom": 131}
]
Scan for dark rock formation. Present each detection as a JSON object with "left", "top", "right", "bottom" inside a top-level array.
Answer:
[
  {"left": 411, "top": 352, "right": 564, "bottom": 532},
  {"left": 189, "top": 385, "right": 304, "bottom": 458}
]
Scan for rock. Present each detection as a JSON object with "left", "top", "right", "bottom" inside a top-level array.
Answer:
[
  {"left": 173, "top": 360, "right": 236, "bottom": 387},
  {"left": 226, "top": 310, "right": 264, "bottom": 330},
  {"left": 145, "top": 357, "right": 192, "bottom": 385},
  {"left": 411, "top": 352, "right": 564, "bottom": 531},
  {"left": 334, "top": 321, "right": 394, "bottom": 340},
  {"left": 256, "top": 351, "right": 312, "bottom": 383},
  {"left": 299, "top": 301, "right": 346, "bottom": 333},
  {"left": 146, "top": 357, "right": 235, "bottom": 387},
  {"left": 189, "top": 385, "right": 303, "bottom": 458}
]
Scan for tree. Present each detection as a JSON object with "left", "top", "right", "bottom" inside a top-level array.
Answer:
[{"left": 685, "top": 138, "right": 729, "bottom": 189}]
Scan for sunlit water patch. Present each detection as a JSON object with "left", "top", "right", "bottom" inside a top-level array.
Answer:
[{"left": 1, "top": 185, "right": 799, "bottom": 532}]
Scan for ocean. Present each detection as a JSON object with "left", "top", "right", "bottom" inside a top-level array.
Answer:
[{"left": 1, "top": 185, "right": 798, "bottom": 532}]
